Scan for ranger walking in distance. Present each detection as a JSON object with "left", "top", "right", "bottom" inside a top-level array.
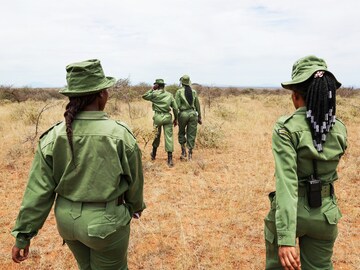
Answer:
[
  {"left": 142, "top": 79, "right": 178, "bottom": 167},
  {"left": 175, "top": 75, "right": 202, "bottom": 160}
]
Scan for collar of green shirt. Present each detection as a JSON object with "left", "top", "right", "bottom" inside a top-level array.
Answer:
[
  {"left": 295, "top": 106, "right": 306, "bottom": 114},
  {"left": 74, "top": 111, "right": 109, "bottom": 120}
]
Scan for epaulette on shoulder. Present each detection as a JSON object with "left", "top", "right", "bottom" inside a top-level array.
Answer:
[
  {"left": 335, "top": 117, "right": 346, "bottom": 126},
  {"left": 277, "top": 114, "right": 293, "bottom": 125},
  {"left": 40, "top": 121, "right": 62, "bottom": 139},
  {"left": 115, "top": 121, "right": 136, "bottom": 139}
]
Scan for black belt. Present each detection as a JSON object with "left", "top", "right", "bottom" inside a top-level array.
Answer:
[
  {"left": 298, "top": 184, "right": 333, "bottom": 197},
  {"left": 82, "top": 194, "right": 125, "bottom": 207}
]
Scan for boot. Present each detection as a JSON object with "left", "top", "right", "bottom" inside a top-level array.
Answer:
[
  {"left": 180, "top": 144, "right": 187, "bottom": 160},
  {"left": 188, "top": 149, "right": 193, "bottom": 160},
  {"left": 167, "top": 152, "right": 174, "bottom": 167},
  {"left": 150, "top": 147, "right": 157, "bottom": 160}
]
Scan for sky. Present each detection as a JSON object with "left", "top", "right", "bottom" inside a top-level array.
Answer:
[{"left": 1, "top": 0, "right": 359, "bottom": 88}]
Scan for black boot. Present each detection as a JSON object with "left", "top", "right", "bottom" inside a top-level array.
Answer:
[
  {"left": 180, "top": 144, "right": 187, "bottom": 160},
  {"left": 150, "top": 147, "right": 157, "bottom": 160},
  {"left": 167, "top": 152, "right": 174, "bottom": 167},
  {"left": 188, "top": 149, "right": 193, "bottom": 160}
]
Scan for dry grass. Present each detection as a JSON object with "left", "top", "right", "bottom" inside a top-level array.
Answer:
[{"left": 0, "top": 93, "right": 359, "bottom": 269}]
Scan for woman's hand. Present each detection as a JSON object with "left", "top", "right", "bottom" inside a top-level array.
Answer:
[
  {"left": 12, "top": 244, "right": 30, "bottom": 263},
  {"left": 278, "top": 246, "right": 301, "bottom": 270}
]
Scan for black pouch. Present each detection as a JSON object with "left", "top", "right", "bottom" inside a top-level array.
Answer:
[{"left": 306, "top": 177, "right": 322, "bottom": 208}]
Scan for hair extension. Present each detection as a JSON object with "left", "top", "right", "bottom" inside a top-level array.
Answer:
[
  {"left": 303, "top": 72, "right": 337, "bottom": 152},
  {"left": 184, "top": 85, "right": 193, "bottom": 106},
  {"left": 63, "top": 93, "right": 99, "bottom": 161}
]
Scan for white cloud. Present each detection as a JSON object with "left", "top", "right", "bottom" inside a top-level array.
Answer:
[{"left": 0, "top": 0, "right": 359, "bottom": 87}]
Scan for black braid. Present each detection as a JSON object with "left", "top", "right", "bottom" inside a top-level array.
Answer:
[
  {"left": 184, "top": 85, "right": 193, "bottom": 106},
  {"left": 304, "top": 72, "right": 337, "bottom": 152},
  {"left": 64, "top": 93, "right": 99, "bottom": 161}
]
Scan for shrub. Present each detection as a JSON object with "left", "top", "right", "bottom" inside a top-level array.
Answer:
[
  {"left": 10, "top": 103, "right": 39, "bottom": 124},
  {"left": 132, "top": 126, "right": 156, "bottom": 148},
  {"left": 214, "top": 104, "right": 236, "bottom": 121},
  {"left": 337, "top": 87, "right": 359, "bottom": 98},
  {"left": 165, "top": 84, "right": 179, "bottom": 96},
  {"left": 196, "top": 121, "right": 223, "bottom": 148}
]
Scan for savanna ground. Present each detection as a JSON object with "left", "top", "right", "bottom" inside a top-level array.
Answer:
[{"left": 0, "top": 87, "right": 359, "bottom": 269}]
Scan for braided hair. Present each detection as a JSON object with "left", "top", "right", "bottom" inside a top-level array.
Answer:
[
  {"left": 294, "top": 71, "right": 337, "bottom": 152},
  {"left": 184, "top": 85, "right": 193, "bottom": 106},
  {"left": 64, "top": 93, "right": 99, "bottom": 160}
]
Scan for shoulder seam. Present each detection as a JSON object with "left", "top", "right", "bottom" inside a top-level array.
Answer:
[
  {"left": 115, "top": 121, "right": 136, "bottom": 140},
  {"left": 40, "top": 121, "right": 62, "bottom": 139}
]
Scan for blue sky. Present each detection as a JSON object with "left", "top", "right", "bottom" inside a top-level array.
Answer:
[{"left": 1, "top": 0, "right": 359, "bottom": 87}]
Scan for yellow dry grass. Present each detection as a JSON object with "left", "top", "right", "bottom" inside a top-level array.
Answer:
[{"left": 0, "top": 93, "right": 359, "bottom": 269}]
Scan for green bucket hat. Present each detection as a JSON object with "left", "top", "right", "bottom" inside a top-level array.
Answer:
[
  {"left": 281, "top": 55, "right": 341, "bottom": 90},
  {"left": 59, "top": 59, "right": 116, "bottom": 97},
  {"left": 180, "top": 75, "right": 191, "bottom": 86},
  {"left": 154, "top": 78, "right": 166, "bottom": 85}
]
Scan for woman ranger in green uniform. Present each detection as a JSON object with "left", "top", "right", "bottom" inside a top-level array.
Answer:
[
  {"left": 264, "top": 55, "right": 347, "bottom": 270},
  {"left": 175, "top": 75, "right": 202, "bottom": 160},
  {"left": 11, "top": 59, "right": 145, "bottom": 270},
  {"left": 142, "top": 79, "right": 178, "bottom": 167}
]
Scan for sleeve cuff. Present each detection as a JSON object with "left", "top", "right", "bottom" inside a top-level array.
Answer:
[
  {"left": 15, "top": 237, "right": 30, "bottom": 249},
  {"left": 277, "top": 230, "right": 296, "bottom": 246}
]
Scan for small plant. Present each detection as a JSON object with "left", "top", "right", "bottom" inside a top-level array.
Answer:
[
  {"left": 132, "top": 126, "right": 156, "bottom": 148},
  {"left": 196, "top": 121, "right": 223, "bottom": 148}
]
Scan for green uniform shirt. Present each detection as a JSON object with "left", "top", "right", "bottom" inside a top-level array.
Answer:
[
  {"left": 175, "top": 87, "right": 201, "bottom": 118},
  {"left": 272, "top": 107, "right": 347, "bottom": 246},
  {"left": 12, "top": 111, "right": 145, "bottom": 248},
  {"left": 142, "top": 89, "right": 178, "bottom": 120}
]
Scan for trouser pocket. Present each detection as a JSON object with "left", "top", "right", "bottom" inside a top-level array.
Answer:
[
  {"left": 88, "top": 217, "right": 117, "bottom": 239},
  {"left": 324, "top": 206, "right": 342, "bottom": 225},
  {"left": 87, "top": 201, "right": 131, "bottom": 239},
  {"left": 302, "top": 199, "right": 341, "bottom": 241}
]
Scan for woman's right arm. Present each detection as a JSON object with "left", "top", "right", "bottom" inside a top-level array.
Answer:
[
  {"left": 11, "top": 143, "right": 56, "bottom": 260},
  {"left": 142, "top": 89, "right": 154, "bottom": 101}
]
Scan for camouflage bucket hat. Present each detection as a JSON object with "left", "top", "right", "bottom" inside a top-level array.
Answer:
[
  {"left": 281, "top": 55, "right": 341, "bottom": 90},
  {"left": 59, "top": 59, "right": 116, "bottom": 97},
  {"left": 180, "top": 75, "right": 191, "bottom": 86},
  {"left": 154, "top": 78, "right": 166, "bottom": 85}
]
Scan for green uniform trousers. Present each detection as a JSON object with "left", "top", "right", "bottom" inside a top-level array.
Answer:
[
  {"left": 55, "top": 196, "right": 132, "bottom": 270},
  {"left": 178, "top": 109, "right": 198, "bottom": 149},
  {"left": 152, "top": 112, "right": 174, "bottom": 152},
  {"left": 264, "top": 191, "right": 341, "bottom": 270}
]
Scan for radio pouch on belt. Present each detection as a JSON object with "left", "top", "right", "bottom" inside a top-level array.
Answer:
[{"left": 306, "top": 160, "right": 322, "bottom": 208}]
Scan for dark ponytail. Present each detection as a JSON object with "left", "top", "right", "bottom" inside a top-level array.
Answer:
[
  {"left": 301, "top": 72, "right": 337, "bottom": 152},
  {"left": 64, "top": 93, "right": 99, "bottom": 160},
  {"left": 184, "top": 85, "right": 193, "bottom": 106}
]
